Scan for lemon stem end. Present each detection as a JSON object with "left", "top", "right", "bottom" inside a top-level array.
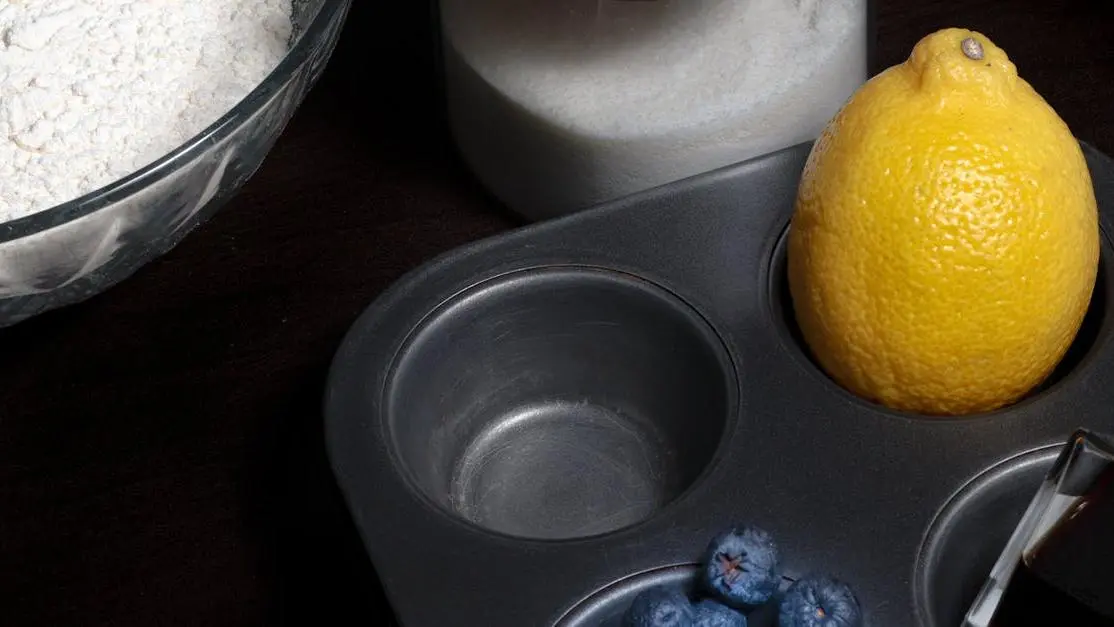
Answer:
[{"left": 961, "top": 37, "right": 984, "bottom": 61}]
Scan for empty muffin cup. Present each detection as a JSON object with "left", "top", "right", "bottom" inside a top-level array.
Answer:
[{"left": 384, "top": 267, "right": 736, "bottom": 541}]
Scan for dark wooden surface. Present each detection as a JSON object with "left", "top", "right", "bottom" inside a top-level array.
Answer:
[{"left": 1, "top": 2, "right": 1111, "bottom": 625}]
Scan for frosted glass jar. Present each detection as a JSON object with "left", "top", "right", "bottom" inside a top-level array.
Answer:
[{"left": 438, "top": 0, "right": 870, "bottom": 221}]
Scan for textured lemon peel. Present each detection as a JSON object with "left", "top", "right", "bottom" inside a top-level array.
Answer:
[{"left": 787, "top": 27, "right": 1100, "bottom": 416}]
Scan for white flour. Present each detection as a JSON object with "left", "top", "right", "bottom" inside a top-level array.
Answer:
[
  {"left": 0, "top": 0, "right": 293, "bottom": 222},
  {"left": 440, "top": 0, "right": 868, "bottom": 219}
]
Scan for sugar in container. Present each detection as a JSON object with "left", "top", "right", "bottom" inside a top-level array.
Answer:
[{"left": 437, "top": 0, "right": 871, "bottom": 220}]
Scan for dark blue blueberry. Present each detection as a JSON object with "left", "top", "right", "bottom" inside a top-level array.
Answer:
[
  {"left": 622, "top": 585, "right": 695, "bottom": 627},
  {"left": 778, "top": 574, "right": 863, "bottom": 627},
  {"left": 692, "top": 598, "right": 748, "bottom": 627},
  {"left": 702, "top": 525, "right": 781, "bottom": 608}
]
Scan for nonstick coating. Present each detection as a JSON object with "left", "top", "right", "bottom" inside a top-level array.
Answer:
[{"left": 326, "top": 140, "right": 1114, "bottom": 626}]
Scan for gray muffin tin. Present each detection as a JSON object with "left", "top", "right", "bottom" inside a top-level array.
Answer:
[{"left": 324, "top": 140, "right": 1114, "bottom": 626}]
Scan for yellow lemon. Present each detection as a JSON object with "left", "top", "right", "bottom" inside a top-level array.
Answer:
[{"left": 787, "top": 27, "right": 1100, "bottom": 416}]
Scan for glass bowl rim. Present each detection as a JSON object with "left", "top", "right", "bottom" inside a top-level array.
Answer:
[{"left": 0, "top": 0, "right": 351, "bottom": 245}]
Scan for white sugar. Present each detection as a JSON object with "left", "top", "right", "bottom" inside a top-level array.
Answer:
[{"left": 440, "top": 0, "right": 868, "bottom": 219}]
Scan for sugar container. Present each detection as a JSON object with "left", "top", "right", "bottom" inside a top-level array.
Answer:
[{"left": 437, "top": 0, "right": 872, "bottom": 220}]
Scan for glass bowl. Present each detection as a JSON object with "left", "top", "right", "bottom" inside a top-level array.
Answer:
[{"left": 0, "top": 0, "right": 352, "bottom": 328}]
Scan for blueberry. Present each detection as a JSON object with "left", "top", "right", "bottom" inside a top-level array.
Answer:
[
  {"left": 693, "top": 598, "right": 748, "bottom": 627},
  {"left": 778, "top": 574, "right": 863, "bottom": 627},
  {"left": 622, "top": 585, "right": 695, "bottom": 627},
  {"left": 702, "top": 525, "right": 781, "bottom": 608}
]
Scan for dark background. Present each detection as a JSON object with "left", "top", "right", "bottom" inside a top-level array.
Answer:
[{"left": 1, "top": 1, "right": 1111, "bottom": 625}]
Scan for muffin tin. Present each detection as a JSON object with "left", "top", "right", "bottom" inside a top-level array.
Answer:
[{"left": 325, "top": 140, "right": 1114, "bottom": 626}]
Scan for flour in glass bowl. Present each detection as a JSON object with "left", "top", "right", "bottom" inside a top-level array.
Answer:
[{"left": 0, "top": 0, "right": 294, "bottom": 223}]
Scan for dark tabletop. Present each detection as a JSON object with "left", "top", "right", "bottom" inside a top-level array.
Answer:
[{"left": 1, "top": 2, "right": 1111, "bottom": 626}]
